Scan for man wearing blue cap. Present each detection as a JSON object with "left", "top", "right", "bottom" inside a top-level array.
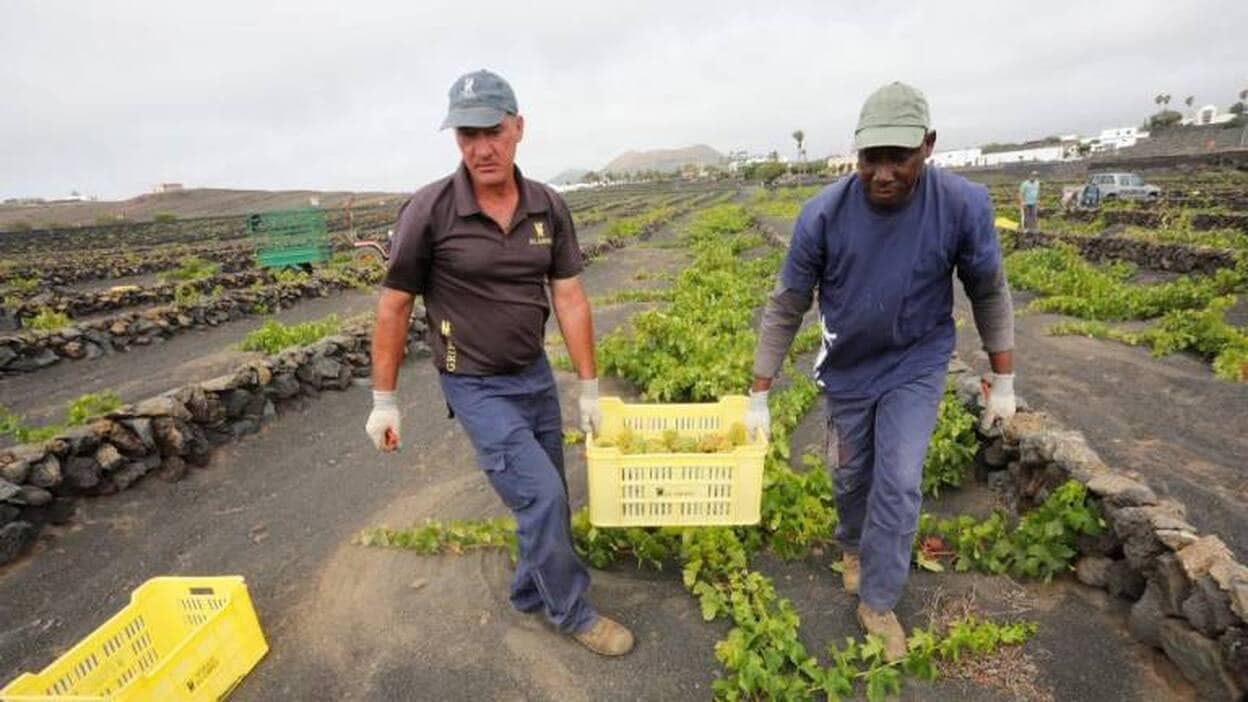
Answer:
[
  {"left": 366, "top": 69, "right": 634, "bottom": 656},
  {"left": 746, "top": 82, "right": 1016, "bottom": 660}
]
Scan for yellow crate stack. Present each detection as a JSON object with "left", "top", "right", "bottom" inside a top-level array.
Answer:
[
  {"left": 587, "top": 395, "right": 766, "bottom": 527},
  {"left": 2, "top": 576, "right": 268, "bottom": 701}
]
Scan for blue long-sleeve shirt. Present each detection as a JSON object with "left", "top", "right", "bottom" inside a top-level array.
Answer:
[{"left": 774, "top": 166, "right": 1009, "bottom": 400}]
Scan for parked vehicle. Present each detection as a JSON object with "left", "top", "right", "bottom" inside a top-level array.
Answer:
[
  {"left": 351, "top": 228, "right": 392, "bottom": 264},
  {"left": 1087, "top": 172, "right": 1162, "bottom": 201}
]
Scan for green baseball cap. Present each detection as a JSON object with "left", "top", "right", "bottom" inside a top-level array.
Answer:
[{"left": 853, "top": 82, "right": 930, "bottom": 150}]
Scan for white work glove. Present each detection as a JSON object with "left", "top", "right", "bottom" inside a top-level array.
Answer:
[
  {"left": 365, "top": 389, "right": 402, "bottom": 452},
  {"left": 980, "top": 373, "right": 1016, "bottom": 432},
  {"left": 745, "top": 389, "right": 770, "bottom": 441},
  {"left": 578, "top": 378, "right": 603, "bottom": 435}
]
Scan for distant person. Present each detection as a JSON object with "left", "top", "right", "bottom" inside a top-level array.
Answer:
[
  {"left": 746, "top": 82, "right": 1016, "bottom": 661},
  {"left": 1019, "top": 171, "right": 1040, "bottom": 231},
  {"left": 1079, "top": 177, "right": 1101, "bottom": 210},
  {"left": 1060, "top": 186, "right": 1078, "bottom": 212},
  {"left": 366, "top": 69, "right": 633, "bottom": 656}
]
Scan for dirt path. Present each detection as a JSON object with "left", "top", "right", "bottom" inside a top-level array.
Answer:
[
  {"left": 68, "top": 271, "right": 165, "bottom": 293},
  {"left": 0, "top": 211, "right": 1193, "bottom": 700}
]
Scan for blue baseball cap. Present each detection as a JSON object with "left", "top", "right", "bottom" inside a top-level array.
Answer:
[{"left": 440, "top": 69, "right": 518, "bottom": 130}]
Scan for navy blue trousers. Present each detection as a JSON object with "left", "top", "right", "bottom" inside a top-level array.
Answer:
[
  {"left": 826, "top": 367, "right": 945, "bottom": 611},
  {"left": 438, "top": 355, "right": 597, "bottom": 634}
]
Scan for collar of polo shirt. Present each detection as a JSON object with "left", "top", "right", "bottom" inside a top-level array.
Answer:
[{"left": 451, "top": 163, "right": 550, "bottom": 221}]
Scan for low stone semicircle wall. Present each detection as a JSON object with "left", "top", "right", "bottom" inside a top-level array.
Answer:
[
  {"left": 0, "top": 314, "right": 429, "bottom": 566},
  {"left": 948, "top": 358, "right": 1247, "bottom": 701}
]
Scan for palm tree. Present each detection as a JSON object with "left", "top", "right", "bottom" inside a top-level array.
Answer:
[
  {"left": 791, "top": 130, "right": 806, "bottom": 161},
  {"left": 1231, "top": 89, "right": 1248, "bottom": 117}
]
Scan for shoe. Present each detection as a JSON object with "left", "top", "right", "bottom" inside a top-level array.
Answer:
[
  {"left": 841, "top": 552, "right": 860, "bottom": 595},
  {"left": 573, "top": 614, "right": 635, "bottom": 656},
  {"left": 855, "top": 603, "right": 907, "bottom": 663}
]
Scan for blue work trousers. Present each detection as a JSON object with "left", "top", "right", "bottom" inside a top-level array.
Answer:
[
  {"left": 438, "top": 355, "right": 597, "bottom": 634},
  {"left": 826, "top": 367, "right": 945, "bottom": 611}
]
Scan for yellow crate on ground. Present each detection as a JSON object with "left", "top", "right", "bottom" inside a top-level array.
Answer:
[
  {"left": 587, "top": 395, "right": 766, "bottom": 527},
  {"left": 2, "top": 576, "right": 268, "bottom": 702}
]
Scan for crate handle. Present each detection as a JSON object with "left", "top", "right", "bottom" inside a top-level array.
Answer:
[{"left": 188, "top": 587, "right": 216, "bottom": 596}]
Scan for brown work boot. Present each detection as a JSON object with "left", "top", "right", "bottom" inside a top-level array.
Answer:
[
  {"left": 573, "top": 615, "right": 635, "bottom": 656},
  {"left": 841, "top": 551, "right": 860, "bottom": 595},
  {"left": 855, "top": 603, "right": 907, "bottom": 663}
]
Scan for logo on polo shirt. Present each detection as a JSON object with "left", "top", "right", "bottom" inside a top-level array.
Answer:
[
  {"left": 531, "top": 221, "right": 551, "bottom": 246},
  {"left": 439, "top": 319, "right": 457, "bottom": 371}
]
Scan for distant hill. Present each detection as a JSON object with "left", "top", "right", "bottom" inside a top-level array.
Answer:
[
  {"left": 603, "top": 145, "right": 723, "bottom": 174},
  {"left": 546, "top": 168, "right": 590, "bottom": 186},
  {"left": 0, "top": 188, "right": 405, "bottom": 229}
]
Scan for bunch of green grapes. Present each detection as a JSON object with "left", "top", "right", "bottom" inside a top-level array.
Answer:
[{"left": 596, "top": 422, "right": 750, "bottom": 454}]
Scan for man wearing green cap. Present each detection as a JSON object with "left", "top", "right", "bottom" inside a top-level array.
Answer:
[
  {"left": 746, "top": 82, "right": 1016, "bottom": 660},
  {"left": 366, "top": 69, "right": 634, "bottom": 656}
]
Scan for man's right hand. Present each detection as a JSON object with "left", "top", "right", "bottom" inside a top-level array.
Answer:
[
  {"left": 366, "top": 390, "right": 402, "bottom": 452},
  {"left": 745, "top": 389, "right": 771, "bottom": 441}
]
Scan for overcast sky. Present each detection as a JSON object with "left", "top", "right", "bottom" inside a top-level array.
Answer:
[{"left": 3, "top": 1, "right": 1245, "bottom": 200}]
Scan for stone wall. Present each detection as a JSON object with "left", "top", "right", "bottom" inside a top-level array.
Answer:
[
  {"left": 1092, "top": 149, "right": 1248, "bottom": 172},
  {"left": 0, "top": 216, "right": 249, "bottom": 256},
  {"left": 1140, "top": 194, "right": 1248, "bottom": 211},
  {"left": 956, "top": 159, "right": 1089, "bottom": 182},
  {"left": 0, "top": 205, "right": 398, "bottom": 256},
  {"left": 948, "top": 359, "right": 1247, "bottom": 700},
  {"left": 1082, "top": 210, "right": 1248, "bottom": 233},
  {"left": 1, "top": 210, "right": 396, "bottom": 289},
  {"left": 2, "top": 206, "right": 674, "bottom": 375},
  {"left": 0, "top": 313, "right": 429, "bottom": 566},
  {"left": 3, "top": 270, "right": 275, "bottom": 327},
  {"left": 1, "top": 243, "right": 257, "bottom": 288},
  {"left": 581, "top": 210, "right": 678, "bottom": 258},
  {"left": 1193, "top": 212, "right": 1248, "bottom": 233},
  {"left": 0, "top": 270, "right": 379, "bottom": 375},
  {"left": 1012, "top": 230, "right": 1238, "bottom": 274}
]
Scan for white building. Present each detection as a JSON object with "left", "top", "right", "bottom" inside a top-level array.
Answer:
[
  {"left": 923, "top": 124, "right": 1159, "bottom": 168},
  {"left": 1081, "top": 127, "right": 1149, "bottom": 153},
  {"left": 928, "top": 148, "right": 982, "bottom": 168},
  {"left": 727, "top": 152, "right": 788, "bottom": 174},
  {"left": 152, "top": 182, "right": 183, "bottom": 193},
  {"left": 928, "top": 143, "right": 1067, "bottom": 168},
  {"left": 553, "top": 182, "right": 604, "bottom": 193},
  {"left": 825, "top": 154, "right": 855, "bottom": 175},
  {"left": 1182, "top": 105, "right": 1236, "bottom": 126},
  {"left": 978, "top": 145, "right": 1066, "bottom": 166}
]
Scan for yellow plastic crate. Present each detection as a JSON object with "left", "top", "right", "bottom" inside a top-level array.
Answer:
[
  {"left": 2, "top": 576, "right": 268, "bottom": 702},
  {"left": 586, "top": 395, "right": 766, "bottom": 527}
]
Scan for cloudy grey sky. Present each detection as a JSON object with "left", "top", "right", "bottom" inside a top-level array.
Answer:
[{"left": 3, "top": 1, "right": 1245, "bottom": 199}]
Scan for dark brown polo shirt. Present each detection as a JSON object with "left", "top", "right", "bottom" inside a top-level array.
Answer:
[{"left": 382, "top": 163, "right": 583, "bottom": 375}]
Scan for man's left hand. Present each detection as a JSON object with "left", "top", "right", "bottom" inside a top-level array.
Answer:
[
  {"left": 578, "top": 378, "right": 603, "bottom": 435},
  {"left": 980, "top": 372, "right": 1016, "bottom": 431}
]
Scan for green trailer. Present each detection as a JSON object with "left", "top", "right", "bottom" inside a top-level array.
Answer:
[{"left": 247, "top": 207, "right": 330, "bottom": 269}]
